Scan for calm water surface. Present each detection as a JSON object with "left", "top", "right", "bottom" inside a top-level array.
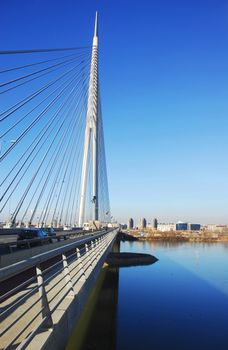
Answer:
[{"left": 67, "top": 241, "right": 228, "bottom": 350}]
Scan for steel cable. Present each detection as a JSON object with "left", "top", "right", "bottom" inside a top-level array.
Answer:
[
  {"left": 20, "top": 71, "right": 89, "bottom": 223},
  {"left": 0, "top": 59, "right": 90, "bottom": 162},
  {"left": 28, "top": 72, "right": 90, "bottom": 225},
  {"left": 0, "top": 51, "right": 91, "bottom": 121},
  {"left": 0, "top": 65, "right": 90, "bottom": 216},
  {"left": 0, "top": 46, "right": 91, "bottom": 54}
]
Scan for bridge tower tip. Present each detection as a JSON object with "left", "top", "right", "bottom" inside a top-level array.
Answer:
[{"left": 94, "top": 11, "right": 98, "bottom": 37}]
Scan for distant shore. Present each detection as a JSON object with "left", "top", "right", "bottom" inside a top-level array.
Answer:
[{"left": 127, "top": 230, "right": 228, "bottom": 243}]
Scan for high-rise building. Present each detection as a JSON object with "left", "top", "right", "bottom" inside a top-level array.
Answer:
[
  {"left": 128, "top": 218, "right": 134, "bottom": 229},
  {"left": 139, "top": 217, "right": 147, "bottom": 229},
  {"left": 152, "top": 218, "right": 158, "bottom": 230}
]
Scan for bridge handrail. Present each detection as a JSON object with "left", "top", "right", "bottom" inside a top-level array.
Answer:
[
  {"left": 0, "top": 239, "right": 92, "bottom": 306},
  {"left": 0, "top": 229, "right": 117, "bottom": 350},
  {"left": 0, "top": 228, "right": 114, "bottom": 282},
  {"left": 0, "top": 229, "right": 91, "bottom": 252}
]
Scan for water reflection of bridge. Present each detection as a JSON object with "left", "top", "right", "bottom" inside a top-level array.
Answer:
[{"left": 67, "top": 240, "right": 120, "bottom": 350}]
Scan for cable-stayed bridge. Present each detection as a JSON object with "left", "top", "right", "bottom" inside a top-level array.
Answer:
[
  {"left": 0, "top": 13, "right": 118, "bottom": 350},
  {"left": 0, "top": 12, "right": 110, "bottom": 230}
]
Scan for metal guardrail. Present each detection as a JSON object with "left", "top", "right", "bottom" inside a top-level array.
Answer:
[
  {"left": 0, "top": 229, "right": 110, "bottom": 281},
  {"left": 0, "top": 229, "right": 93, "bottom": 255},
  {"left": 0, "top": 229, "right": 117, "bottom": 350}
]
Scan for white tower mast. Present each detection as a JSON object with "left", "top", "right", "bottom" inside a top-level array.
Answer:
[{"left": 78, "top": 12, "right": 99, "bottom": 227}]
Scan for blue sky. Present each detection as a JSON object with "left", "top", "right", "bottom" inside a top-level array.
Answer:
[{"left": 1, "top": 0, "right": 228, "bottom": 224}]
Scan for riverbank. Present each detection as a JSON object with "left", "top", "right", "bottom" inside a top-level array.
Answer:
[{"left": 127, "top": 230, "right": 228, "bottom": 242}]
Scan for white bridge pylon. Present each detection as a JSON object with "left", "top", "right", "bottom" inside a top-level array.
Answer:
[{"left": 78, "top": 12, "right": 99, "bottom": 227}]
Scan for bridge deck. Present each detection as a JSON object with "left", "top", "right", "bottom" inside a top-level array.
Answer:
[
  {"left": 0, "top": 231, "right": 94, "bottom": 269},
  {"left": 0, "top": 229, "right": 117, "bottom": 350}
]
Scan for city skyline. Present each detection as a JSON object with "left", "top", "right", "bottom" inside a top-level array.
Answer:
[
  {"left": 123, "top": 216, "right": 225, "bottom": 227},
  {"left": 1, "top": 0, "right": 228, "bottom": 223}
]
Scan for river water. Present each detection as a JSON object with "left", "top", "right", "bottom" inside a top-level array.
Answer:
[{"left": 66, "top": 241, "right": 228, "bottom": 350}]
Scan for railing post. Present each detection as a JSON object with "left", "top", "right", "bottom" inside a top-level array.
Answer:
[
  {"left": 84, "top": 242, "right": 93, "bottom": 275},
  {"left": 62, "top": 253, "right": 75, "bottom": 298},
  {"left": 91, "top": 239, "right": 99, "bottom": 266},
  {"left": 76, "top": 247, "right": 86, "bottom": 281},
  {"left": 100, "top": 235, "right": 105, "bottom": 254},
  {"left": 94, "top": 239, "right": 99, "bottom": 261},
  {"left": 105, "top": 233, "right": 109, "bottom": 247},
  {"left": 99, "top": 236, "right": 103, "bottom": 256},
  {"left": 98, "top": 237, "right": 102, "bottom": 256},
  {"left": 88, "top": 241, "right": 93, "bottom": 265},
  {"left": 91, "top": 240, "right": 95, "bottom": 266},
  {"left": 36, "top": 264, "right": 53, "bottom": 328}
]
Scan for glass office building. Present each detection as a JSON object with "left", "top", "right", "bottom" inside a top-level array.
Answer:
[{"left": 176, "top": 222, "right": 188, "bottom": 230}]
